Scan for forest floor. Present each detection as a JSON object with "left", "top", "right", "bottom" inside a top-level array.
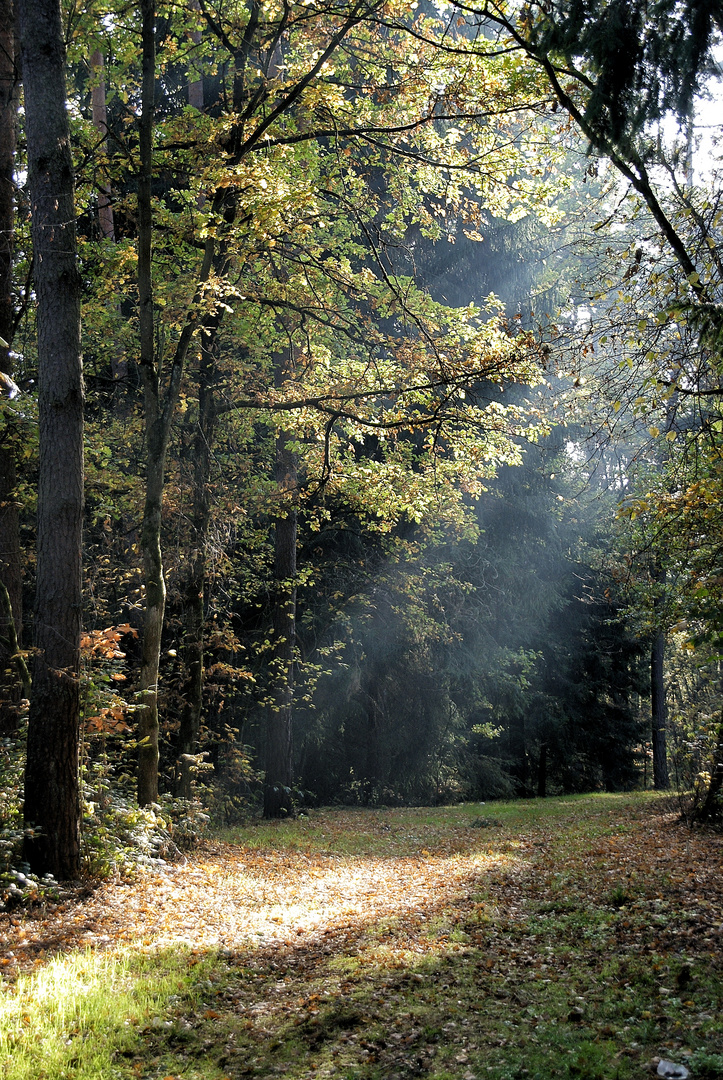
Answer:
[{"left": 0, "top": 792, "right": 722, "bottom": 1080}]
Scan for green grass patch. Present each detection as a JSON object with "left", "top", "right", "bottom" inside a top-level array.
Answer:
[{"left": 0, "top": 945, "right": 235, "bottom": 1080}]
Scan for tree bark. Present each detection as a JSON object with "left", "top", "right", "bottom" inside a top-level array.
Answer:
[
  {"left": 90, "top": 50, "right": 114, "bottom": 242},
  {"left": 263, "top": 420, "right": 297, "bottom": 818},
  {"left": 19, "top": 0, "right": 83, "bottom": 879},
  {"left": 651, "top": 563, "right": 670, "bottom": 789},
  {"left": 136, "top": 0, "right": 163, "bottom": 806},
  {"left": 176, "top": 336, "right": 216, "bottom": 798},
  {"left": 0, "top": 0, "right": 23, "bottom": 736}
]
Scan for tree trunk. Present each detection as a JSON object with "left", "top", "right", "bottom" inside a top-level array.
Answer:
[
  {"left": 650, "top": 630, "right": 669, "bottom": 789},
  {"left": 364, "top": 692, "right": 382, "bottom": 805},
  {"left": 137, "top": 438, "right": 164, "bottom": 806},
  {"left": 0, "top": 0, "right": 22, "bottom": 735},
  {"left": 651, "top": 568, "right": 669, "bottom": 790},
  {"left": 90, "top": 50, "right": 114, "bottom": 242},
  {"left": 187, "top": 0, "right": 204, "bottom": 111},
  {"left": 694, "top": 715, "right": 723, "bottom": 822},
  {"left": 135, "top": 0, "right": 163, "bottom": 806},
  {"left": 19, "top": 0, "right": 83, "bottom": 879},
  {"left": 174, "top": 33, "right": 213, "bottom": 799},
  {"left": 0, "top": 580, "right": 29, "bottom": 696},
  {"left": 133, "top": 0, "right": 230, "bottom": 804},
  {"left": 176, "top": 338, "right": 216, "bottom": 798},
  {"left": 263, "top": 425, "right": 297, "bottom": 818},
  {"left": 0, "top": 1, "right": 16, "bottom": 352},
  {"left": 537, "top": 741, "right": 548, "bottom": 798}
]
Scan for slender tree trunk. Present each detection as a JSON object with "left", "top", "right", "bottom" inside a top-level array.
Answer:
[
  {"left": 136, "top": 0, "right": 163, "bottom": 806},
  {"left": 364, "top": 689, "right": 382, "bottom": 805},
  {"left": 0, "top": 580, "right": 29, "bottom": 696},
  {"left": 174, "top": 12, "right": 212, "bottom": 799},
  {"left": 0, "top": 0, "right": 22, "bottom": 735},
  {"left": 137, "top": 436, "right": 165, "bottom": 806},
  {"left": 133, "top": 0, "right": 229, "bottom": 804},
  {"left": 509, "top": 716, "right": 530, "bottom": 796},
  {"left": 537, "top": 741, "right": 548, "bottom": 798},
  {"left": 187, "top": 0, "right": 204, "bottom": 111},
  {"left": 651, "top": 567, "right": 669, "bottom": 790},
  {"left": 19, "top": 0, "right": 83, "bottom": 879},
  {"left": 263, "top": 421, "right": 297, "bottom": 818},
  {"left": 694, "top": 714, "right": 723, "bottom": 822},
  {"left": 90, "top": 50, "right": 114, "bottom": 242},
  {"left": 176, "top": 568, "right": 203, "bottom": 799},
  {"left": 176, "top": 337, "right": 216, "bottom": 798}
]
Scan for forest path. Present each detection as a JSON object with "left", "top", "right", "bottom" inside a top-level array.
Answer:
[{"left": 1, "top": 794, "right": 723, "bottom": 1080}]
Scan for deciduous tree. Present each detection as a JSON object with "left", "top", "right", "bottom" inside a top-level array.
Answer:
[{"left": 19, "top": 0, "right": 84, "bottom": 879}]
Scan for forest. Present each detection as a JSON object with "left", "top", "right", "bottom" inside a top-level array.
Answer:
[{"left": 1, "top": 0, "right": 723, "bottom": 889}]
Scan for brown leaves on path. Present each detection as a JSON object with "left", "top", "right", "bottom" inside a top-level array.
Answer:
[
  {"left": 0, "top": 836, "right": 511, "bottom": 973},
  {"left": 0, "top": 794, "right": 721, "bottom": 981}
]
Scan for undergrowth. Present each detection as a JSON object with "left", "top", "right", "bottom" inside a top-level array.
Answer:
[{"left": 0, "top": 724, "right": 210, "bottom": 910}]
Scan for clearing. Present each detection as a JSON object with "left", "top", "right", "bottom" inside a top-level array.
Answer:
[{"left": 0, "top": 792, "right": 722, "bottom": 1080}]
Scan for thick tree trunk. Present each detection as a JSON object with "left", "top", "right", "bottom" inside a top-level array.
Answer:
[
  {"left": 0, "top": 0, "right": 23, "bottom": 735},
  {"left": 19, "top": 0, "right": 83, "bottom": 879},
  {"left": 263, "top": 427, "right": 297, "bottom": 818}
]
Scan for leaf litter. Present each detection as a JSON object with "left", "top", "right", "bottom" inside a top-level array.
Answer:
[{"left": 0, "top": 793, "right": 722, "bottom": 1080}]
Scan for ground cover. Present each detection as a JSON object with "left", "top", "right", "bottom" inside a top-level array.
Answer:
[{"left": 0, "top": 792, "right": 721, "bottom": 1080}]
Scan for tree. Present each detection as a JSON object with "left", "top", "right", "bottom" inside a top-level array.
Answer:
[
  {"left": 14, "top": 0, "right": 679, "bottom": 828},
  {"left": 19, "top": 0, "right": 84, "bottom": 879},
  {"left": 461, "top": 1, "right": 723, "bottom": 800},
  {"left": 0, "top": 0, "right": 24, "bottom": 735},
  {"left": 64, "top": 0, "right": 559, "bottom": 813}
]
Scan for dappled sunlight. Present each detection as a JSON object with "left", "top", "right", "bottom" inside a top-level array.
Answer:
[
  {"left": 139, "top": 846, "right": 516, "bottom": 952},
  {"left": 1, "top": 796, "right": 657, "bottom": 976},
  {"left": 1, "top": 796, "right": 722, "bottom": 1080},
  {"left": 0, "top": 807, "right": 525, "bottom": 976},
  {"left": 13, "top": 841, "right": 517, "bottom": 963}
]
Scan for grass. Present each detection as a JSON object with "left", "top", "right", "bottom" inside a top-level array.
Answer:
[
  {"left": 1, "top": 792, "right": 722, "bottom": 1080},
  {"left": 0, "top": 947, "right": 224, "bottom": 1079}
]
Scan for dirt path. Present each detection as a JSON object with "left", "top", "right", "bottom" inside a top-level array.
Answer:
[{"left": 0, "top": 821, "right": 516, "bottom": 973}]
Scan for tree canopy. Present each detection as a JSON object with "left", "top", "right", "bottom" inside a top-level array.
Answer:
[{"left": 1, "top": 0, "right": 722, "bottom": 880}]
